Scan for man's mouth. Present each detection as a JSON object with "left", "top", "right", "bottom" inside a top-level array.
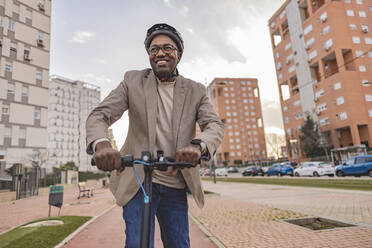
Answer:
[{"left": 156, "top": 60, "right": 168, "bottom": 66}]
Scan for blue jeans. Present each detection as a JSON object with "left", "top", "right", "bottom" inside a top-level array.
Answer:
[{"left": 122, "top": 183, "right": 190, "bottom": 248}]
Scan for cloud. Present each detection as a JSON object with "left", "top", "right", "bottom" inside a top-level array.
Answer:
[
  {"left": 163, "top": 0, "right": 172, "bottom": 8},
  {"left": 71, "top": 31, "right": 96, "bottom": 44},
  {"left": 261, "top": 99, "right": 284, "bottom": 131},
  {"left": 95, "top": 58, "right": 107, "bottom": 64}
]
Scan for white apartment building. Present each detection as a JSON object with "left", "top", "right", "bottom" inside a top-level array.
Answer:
[
  {"left": 0, "top": 0, "right": 51, "bottom": 172},
  {"left": 47, "top": 75, "right": 100, "bottom": 172}
]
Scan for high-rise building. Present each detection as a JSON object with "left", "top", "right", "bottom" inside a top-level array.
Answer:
[
  {"left": 108, "top": 128, "right": 118, "bottom": 151},
  {"left": 0, "top": 0, "right": 51, "bottom": 169},
  {"left": 47, "top": 75, "right": 100, "bottom": 172},
  {"left": 269, "top": 0, "right": 372, "bottom": 160},
  {"left": 207, "top": 78, "right": 266, "bottom": 165}
]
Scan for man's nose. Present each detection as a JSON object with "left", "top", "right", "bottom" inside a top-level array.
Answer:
[{"left": 157, "top": 48, "right": 166, "bottom": 56}]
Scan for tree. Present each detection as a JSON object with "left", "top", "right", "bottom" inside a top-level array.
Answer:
[
  {"left": 266, "top": 132, "right": 286, "bottom": 159},
  {"left": 299, "top": 115, "right": 325, "bottom": 158},
  {"left": 60, "top": 161, "right": 78, "bottom": 171}
]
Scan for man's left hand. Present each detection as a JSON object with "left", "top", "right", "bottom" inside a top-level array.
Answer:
[{"left": 172, "top": 145, "right": 201, "bottom": 176}]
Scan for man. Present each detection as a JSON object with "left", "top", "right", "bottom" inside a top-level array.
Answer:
[{"left": 86, "top": 23, "right": 224, "bottom": 248}]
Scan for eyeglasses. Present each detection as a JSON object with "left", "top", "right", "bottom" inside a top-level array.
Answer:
[{"left": 148, "top": 44, "right": 177, "bottom": 56}]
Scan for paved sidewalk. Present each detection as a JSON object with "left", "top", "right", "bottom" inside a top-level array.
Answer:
[
  {"left": 186, "top": 181, "right": 372, "bottom": 248},
  {"left": 62, "top": 205, "right": 216, "bottom": 248},
  {"left": 0, "top": 180, "right": 115, "bottom": 235}
]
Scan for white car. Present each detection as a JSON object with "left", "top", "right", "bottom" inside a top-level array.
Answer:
[
  {"left": 294, "top": 162, "right": 335, "bottom": 177},
  {"left": 215, "top": 168, "right": 228, "bottom": 176}
]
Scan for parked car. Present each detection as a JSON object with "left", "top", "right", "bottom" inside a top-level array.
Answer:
[
  {"left": 242, "top": 166, "right": 264, "bottom": 176},
  {"left": 200, "top": 168, "right": 205, "bottom": 176},
  {"left": 294, "top": 162, "right": 334, "bottom": 177},
  {"left": 203, "top": 169, "right": 211, "bottom": 176},
  {"left": 227, "top": 166, "right": 239, "bottom": 173},
  {"left": 215, "top": 168, "right": 228, "bottom": 176},
  {"left": 335, "top": 155, "right": 372, "bottom": 177},
  {"left": 266, "top": 163, "right": 294, "bottom": 176},
  {"left": 261, "top": 167, "right": 269, "bottom": 175}
]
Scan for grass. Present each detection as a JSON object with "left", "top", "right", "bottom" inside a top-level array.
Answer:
[
  {"left": 202, "top": 177, "right": 372, "bottom": 191},
  {"left": 0, "top": 216, "right": 92, "bottom": 248}
]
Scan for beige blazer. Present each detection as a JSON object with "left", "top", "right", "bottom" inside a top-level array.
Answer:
[{"left": 86, "top": 69, "right": 224, "bottom": 208}]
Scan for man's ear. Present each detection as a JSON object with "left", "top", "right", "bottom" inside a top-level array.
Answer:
[{"left": 177, "top": 52, "right": 182, "bottom": 62}]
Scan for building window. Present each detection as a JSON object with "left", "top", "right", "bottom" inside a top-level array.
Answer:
[
  {"left": 366, "top": 95, "right": 372, "bottom": 102},
  {"left": 340, "top": 112, "right": 347, "bottom": 120},
  {"left": 2, "top": 105, "right": 9, "bottom": 115},
  {"left": 359, "top": 11, "right": 367, "bottom": 18},
  {"left": 7, "top": 83, "right": 15, "bottom": 94},
  {"left": 19, "top": 128, "right": 26, "bottom": 139},
  {"left": 22, "top": 86, "right": 28, "bottom": 96},
  {"left": 365, "top": 37, "right": 372, "bottom": 44},
  {"left": 334, "top": 82, "right": 341, "bottom": 90},
  {"left": 368, "top": 109, "right": 372, "bottom": 117},
  {"left": 336, "top": 96, "right": 344, "bottom": 105},
  {"left": 4, "top": 127, "right": 11, "bottom": 138},
  {"left": 352, "top": 36, "right": 360, "bottom": 44},
  {"left": 5, "top": 63, "right": 12, "bottom": 72},
  {"left": 26, "top": 9, "right": 32, "bottom": 19},
  {"left": 349, "top": 24, "right": 357, "bottom": 30},
  {"left": 304, "top": 24, "right": 312, "bottom": 35},
  {"left": 34, "top": 109, "right": 41, "bottom": 119},
  {"left": 362, "top": 80, "right": 371, "bottom": 86},
  {"left": 323, "top": 26, "right": 330, "bottom": 35},
  {"left": 285, "top": 117, "right": 290, "bottom": 123},
  {"left": 356, "top": 0, "right": 363, "bottom": 4},
  {"left": 309, "top": 50, "right": 318, "bottom": 60},
  {"left": 293, "top": 100, "right": 301, "bottom": 107},
  {"left": 359, "top": 65, "right": 366, "bottom": 72},
  {"left": 10, "top": 43, "right": 17, "bottom": 52},
  {"left": 356, "top": 50, "right": 363, "bottom": 57},
  {"left": 361, "top": 24, "right": 369, "bottom": 33},
  {"left": 13, "top": 5, "right": 19, "bottom": 14},
  {"left": 8, "top": 20, "right": 15, "bottom": 31},
  {"left": 319, "top": 117, "right": 330, "bottom": 126},
  {"left": 346, "top": 10, "right": 354, "bottom": 16},
  {"left": 317, "top": 103, "right": 327, "bottom": 112}
]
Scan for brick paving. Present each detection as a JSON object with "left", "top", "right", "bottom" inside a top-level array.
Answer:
[
  {"left": 186, "top": 181, "right": 372, "bottom": 248},
  {"left": 202, "top": 181, "right": 372, "bottom": 225},
  {"left": 62, "top": 205, "right": 216, "bottom": 248},
  {"left": 0, "top": 180, "right": 115, "bottom": 235}
]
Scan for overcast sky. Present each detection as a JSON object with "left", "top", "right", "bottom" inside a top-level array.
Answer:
[{"left": 50, "top": 0, "right": 286, "bottom": 148}]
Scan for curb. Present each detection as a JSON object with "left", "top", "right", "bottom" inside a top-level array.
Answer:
[
  {"left": 54, "top": 204, "right": 116, "bottom": 248},
  {"left": 188, "top": 212, "right": 226, "bottom": 248}
]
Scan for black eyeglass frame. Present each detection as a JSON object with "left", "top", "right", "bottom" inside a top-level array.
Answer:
[{"left": 148, "top": 44, "right": 178, "bottom": 56}]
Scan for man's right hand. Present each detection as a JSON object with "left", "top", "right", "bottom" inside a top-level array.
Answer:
[{"left": 93, "top": 141, "right": 123, "bottom": 175}]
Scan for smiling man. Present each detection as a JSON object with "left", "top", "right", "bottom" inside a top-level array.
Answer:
[{"left": 86, "top": 23, "right": 224, "bottom": 248}]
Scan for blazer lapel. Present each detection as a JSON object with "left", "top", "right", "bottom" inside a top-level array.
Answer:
[
  {"left": 143, "top": 71, "right": 158, "bottom": 153},
  {"left": 172, "top": 76, "right": 187, "bottom": 148}
]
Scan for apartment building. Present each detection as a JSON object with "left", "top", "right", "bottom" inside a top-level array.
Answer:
[
  {"left": 47, "top": 75, "right": 100, "bottom": 172},
  {"left": 0, "top": 0, "right": 51, "bottom": 169},
  {"left": 269, "top": 0, "right": 372, "bottom": 159},
  {"left": 207, "top": 78, "right": 266, "bottom": 165}
]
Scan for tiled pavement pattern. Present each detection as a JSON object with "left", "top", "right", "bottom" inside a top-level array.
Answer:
[
  {"left": 62, "top": 205, "right": 216, "bottom": 248},
  {"left": 189, "top": 195, "right": 372, "bottom": 248},
  {"left": 0, "top": 181, "right": 115, "bottom": 235},
  {"left": 187, "top": 181, "right": 372, "bottom": 248},
  {"left": 202, "top": 181, "right": 372, "bottom": 225}
]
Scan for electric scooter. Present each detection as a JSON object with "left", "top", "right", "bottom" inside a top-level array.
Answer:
[{"left": 92, "top": 150, "right": 197, "bottom": 248}]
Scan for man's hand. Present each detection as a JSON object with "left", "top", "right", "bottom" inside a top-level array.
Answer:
[
  {"left": 93, "top": 141, "right": 123, "bottom": 176},
  {"left": 172, "top": 145, "right": 201, "bottom": 176}
]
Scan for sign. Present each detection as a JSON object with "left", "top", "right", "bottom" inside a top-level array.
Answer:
[{"left": 49, "top": 185, "right": 64, "bottom": 208}]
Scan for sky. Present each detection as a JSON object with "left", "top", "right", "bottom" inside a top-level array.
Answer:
[{"left": 50, "top": 0, "right": 286, "bottom": 148}]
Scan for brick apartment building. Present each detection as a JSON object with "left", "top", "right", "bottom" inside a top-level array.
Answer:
[
  {"left": 207, "top": 78, "right": 266, "bottom": 165},
  {"left": 0, "top": 0, "right": 51, "bottom": 171},
  {"left": 269, "top": 0, "right": 372, "bottom": 159}
]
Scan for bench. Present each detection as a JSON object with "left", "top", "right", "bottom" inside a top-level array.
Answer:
[{"left": 77, "top": 182, "right": 94, "bottom": 199}]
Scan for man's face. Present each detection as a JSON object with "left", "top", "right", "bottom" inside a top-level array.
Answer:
[{"left": 148, "top": 34, "right": 180, "bottom": 80}]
